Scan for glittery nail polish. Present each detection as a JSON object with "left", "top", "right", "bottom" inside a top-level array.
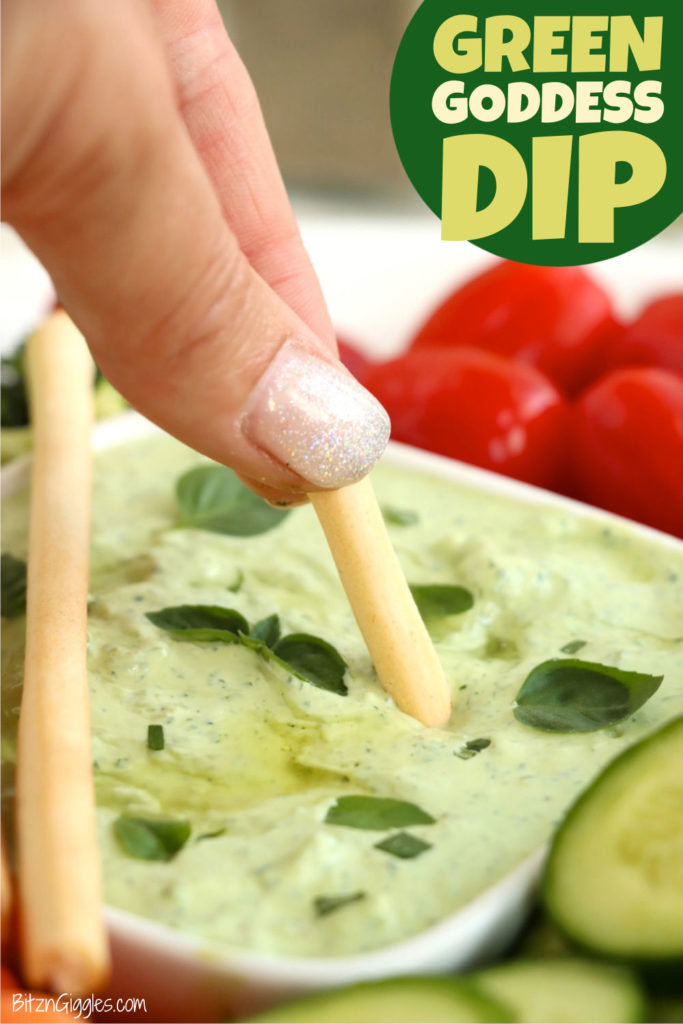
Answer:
[{"left": 243, "top": 343, "right": 390, "bottom": 488}]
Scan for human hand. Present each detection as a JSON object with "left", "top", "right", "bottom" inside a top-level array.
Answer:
[{"left": 1, "top": 0, "right": 389, "bottom": 502}]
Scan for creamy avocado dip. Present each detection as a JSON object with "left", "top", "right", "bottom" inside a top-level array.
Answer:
[{"left": 2, "top": 432, "right": 682, "bottom": 957}]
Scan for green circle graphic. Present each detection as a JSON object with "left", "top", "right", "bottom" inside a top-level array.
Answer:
[{"left": 390, "top": 1, "right": 683, "bottom": 265}]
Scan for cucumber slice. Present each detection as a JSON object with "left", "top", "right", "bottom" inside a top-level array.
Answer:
[
  {"left": 543, "top": 716, "right": 683, "bottom": 969},
  {"left": 248, "top": 977, "right": 512, "bottom": 1023},
  {"left": 471, "top": 957, "right": 646, "bottom": 1023},
  {"left": 649, "top": 993, "right": 683, "bottom": 1023}
]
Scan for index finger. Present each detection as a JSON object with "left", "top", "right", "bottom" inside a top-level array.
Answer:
[{"left": 149, "top": 0, "right": 336, "bottom": 347}]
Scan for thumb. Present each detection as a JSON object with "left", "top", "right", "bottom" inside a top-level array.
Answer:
[{"left": 1, "top": 0, "right": 389, "bottom": 500}]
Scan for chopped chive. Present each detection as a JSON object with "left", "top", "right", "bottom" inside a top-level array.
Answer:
[
  {"left": 314, "top": 891, "right": 366, "bottom": 917},
  {"left": 455, "top": 737, "right": 491, "bottom": 759},
  {"left": 147, "top": 724, "right": 165, "bottom": 751},
  {"left": 560, "top": 639, "right": 587, "bottom": 655}
]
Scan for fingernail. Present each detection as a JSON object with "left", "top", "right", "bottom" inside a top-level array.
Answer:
[{"left": 243, "top": 342, "right": 390, "bottom": 488}]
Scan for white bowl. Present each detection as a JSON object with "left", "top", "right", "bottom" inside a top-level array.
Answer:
[{"left": 4, "top": 412, "right": 681, "bottom": 1023}]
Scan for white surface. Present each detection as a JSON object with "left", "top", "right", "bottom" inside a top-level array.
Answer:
[
  {"left": 2, "top": 207, "right": 682, "bottom": 362},
  {"left": 0, "top": 227, "right": 55, "bottom": 352},
  {"left": 293, "top": 198, "right": 683, "bottom": 359}
]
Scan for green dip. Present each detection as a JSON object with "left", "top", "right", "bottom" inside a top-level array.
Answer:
[{"left": 2, "top": 433, "right": 682, "bottom": 957}]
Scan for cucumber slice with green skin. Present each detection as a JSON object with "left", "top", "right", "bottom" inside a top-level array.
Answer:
[
  {"left": 471, "top": 957, "right": 646, "bottom": 1023},
  {"left": 648, "top": 993, "right": 683, "bottom": 1023},
  {"left": 543, "top": 716, "right": 683, "bottom": 973},
  {"left": 247, "top": 977, "right": 512, "bottom": 1023}
]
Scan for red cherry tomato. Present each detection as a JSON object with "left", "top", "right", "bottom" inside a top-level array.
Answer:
[
  {"left": 573, "top": 367, "right": 683, "bottom": 538},
  {"left": 337, "top": 336, "right": 372, "bottom": 383},
  {"left": 364, "top": 346, "right": 569, "bottom": 489},
  {"left": 410, "top": 261, "right": 618, "bottom": 396},
  {"left": 600, "top": 293, "right": 683, "bottom": 376}
]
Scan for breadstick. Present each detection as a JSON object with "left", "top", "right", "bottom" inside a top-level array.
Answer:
[
  {"left": 311, "top": 477, "right": 452, "bottom": 727},
  {"left": 16, "top": 311, "right": 110, "bottom": 994}
]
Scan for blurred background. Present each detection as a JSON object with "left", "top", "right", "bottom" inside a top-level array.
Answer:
[
  {"left": 218, "top": 0, "right": 683, "bottom": 231},
  {"left": 2, "top": 1, "right": 681, "bottom": 360},
  {"left": 218, "top": 0, "right": 420, "bottom": 197}
]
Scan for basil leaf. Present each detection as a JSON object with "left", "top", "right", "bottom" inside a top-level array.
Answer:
[
  {"left": 325, "top": 795, "right": 435, "bottom": 830},
  {"left": 176, "top": 465, "right": 290, "bottom": 536},
  {"left": 513, "top": 658, "right": 663, "bottom": 732},
  {"left": 251, "top": 614, "right": 281, "bottom": 647},
  {"left": 146, "top": 604, "right": 248, "bottom": 643},
  {"left": 273, "top": 634, "right": 348, "bottom": 695},
  {"left": 455, "top": 737, "right": 491, "bottom": 760},
  {"left": 560, "top": 640, "right": 587, "bottom": 655},
  {"left": 1, "top": 553, "right": 27, "bottom": 618},
  {"left": 382, "top": 505, "right": 419, "bottom": 526},
  {"left": 238, "top": 632, "right": 307, "bottom": 680},
  {"left": 147, "top": 724, "right": 164, "bottom": 751},
  {"left": 146, "top": 603, "right": 348, "bottom": 697},
  {"left": 238, "top": 631, "right": 274, "bottom": 656},
  {"left": 410, "top": 584, "right": 474, "bottom": 621},
  {"left": 314, "top": 892, "right": 365, "bottom": 917},
  {"left": 375, "top": 832, "right": 432, "bottom": 859},
  {"left": 114, "top": 816, "right": 191, "bottom": 861}
]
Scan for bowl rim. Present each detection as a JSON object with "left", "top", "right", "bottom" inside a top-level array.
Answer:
[
  {"left": 4, "top": 409, "right": 681, "bottom": 551},
  {"left": 104, "top": 848, "right": 545, "bottom": 987}
]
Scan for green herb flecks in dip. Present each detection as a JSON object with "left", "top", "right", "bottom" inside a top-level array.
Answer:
[
  {"left": 2, "top": 433, "right": 682, "bottom": 957},
  {"left": 147, "top": 724, "right": 165, "bottom": 751}
]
